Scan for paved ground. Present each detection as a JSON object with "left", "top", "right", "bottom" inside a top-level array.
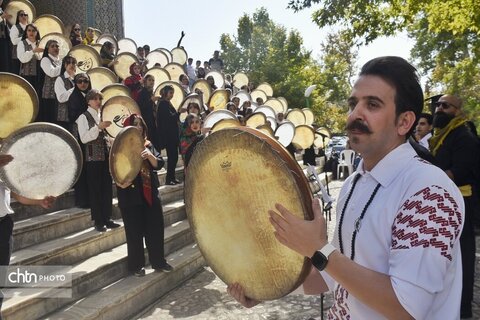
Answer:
[{"left": 137, "top": 179, "right": 480, "bottom": 320}]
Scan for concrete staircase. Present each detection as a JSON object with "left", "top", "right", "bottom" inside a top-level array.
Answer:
[{"left": 2, "top": 153, "right": 330, "bottom": 320}]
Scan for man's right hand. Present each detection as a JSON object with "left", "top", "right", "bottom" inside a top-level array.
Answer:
[
  {"left": 98, "top": 121, "right": 111, "bottom": 129},
  {"left": 226, "top": 283, "right": 260, "bottom": 308}
]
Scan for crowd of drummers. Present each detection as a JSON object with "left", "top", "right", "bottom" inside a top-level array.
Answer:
[{"left": 0, "top": 3, "right": 296, "bottom": 279}]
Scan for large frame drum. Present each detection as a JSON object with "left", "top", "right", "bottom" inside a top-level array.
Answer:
[{"left": 185, "top": 127, "right": 313, "bottom": 301}]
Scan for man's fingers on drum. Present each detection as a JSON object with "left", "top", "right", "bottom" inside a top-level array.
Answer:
[
  {"left": 275, "top": 203, "right": 297, "bottom": 222},
  {"left": 268, "top": 211, "right": 287, "bottom": 233},
  {"left": 312, "top": 198, "right": 323, "bottom": 219}
]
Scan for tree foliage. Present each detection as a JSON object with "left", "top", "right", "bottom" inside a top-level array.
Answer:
[
  {"left": 288, "top": 0, "right": 480, "bottom": 125},
  {"left": 220, "top": 8, "right": 356, "bottom": 133}
]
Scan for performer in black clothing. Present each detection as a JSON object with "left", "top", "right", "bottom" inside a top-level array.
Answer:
[
  {"left": 156, "top": 85, "right": 180, "bottom": 185},
  {"left": 137, "top": 74, "right": 160, "bottom": 149},
  {"left": 68, "top": 73, "right": 91, "bottom": 208},
  {"left": 429, "top": 94, "right": 480, "bottom": 319},
  {"left": 117, "top": 114, "right": 173, "bottom": 276},
  {"left": 0, "top": 1, "right": 11, "bottom": 73}
]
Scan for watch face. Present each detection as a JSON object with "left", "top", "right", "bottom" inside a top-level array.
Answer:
[{"left": 311, "top": 251, "right": 328, "bottom": 271}]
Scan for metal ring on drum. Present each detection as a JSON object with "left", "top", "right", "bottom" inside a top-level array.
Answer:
[
  {"left": 185, "top": 127, "right": 313, "bottom": 301},
  {"left": 275, "top": 121, "right": 295, "bottom": 147},
  {"left": 203, "top": 109, "right": 237, "bottom": 130},
  {"left": 0, "top": 123, "right": 82, "bottom": 199}
]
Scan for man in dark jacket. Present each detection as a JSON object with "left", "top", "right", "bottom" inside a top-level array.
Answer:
[{"left": 429, "top": 94, "right": 480, "bottom": 319}]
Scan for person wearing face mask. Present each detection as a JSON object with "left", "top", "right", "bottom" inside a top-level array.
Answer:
[
  {"left": 429, "top": 94, "right": 480, "bottom": 319},
  {"left": 40, "top": 40, "right": 62, "bottom": 123}
]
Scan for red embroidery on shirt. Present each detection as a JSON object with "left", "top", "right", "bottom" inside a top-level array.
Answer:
[
  {"left": 391, "top": 186, "right": 462, "bottom": 261},
  {"left": 328, "top": 286, "right": 350, "bottom": 319}
]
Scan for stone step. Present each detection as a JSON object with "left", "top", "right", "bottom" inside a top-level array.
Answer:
[
  {"left": 42, "top": 244, "right": 204, "bottom": 320},
  {"left": 11, "top": 165, "right": 185, "bottom": 222},
  {"left": 10, "top": 198, "right": 186, "bottom": 266},
  {"left": 12, "top": 192, "right": 185, "bottom": 252},
  {"left": 2, "top": 220, "right": 195, "bottom": 320}
]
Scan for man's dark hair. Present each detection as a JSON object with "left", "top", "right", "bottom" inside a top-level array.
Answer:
[
  {"left": 360, "top": 56, "right": 423, "bottom": 136},
  {"left": 419, "top": 112, "right": 433, "bottom": 125}
]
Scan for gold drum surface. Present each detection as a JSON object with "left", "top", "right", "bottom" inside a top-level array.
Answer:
[{"left": 185, "top": 127, "right": 312, "bottom": 301}]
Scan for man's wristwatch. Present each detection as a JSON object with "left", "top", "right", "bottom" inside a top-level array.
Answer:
[{"left": 310, "top": 243, "right": 336, "bottom": 271}]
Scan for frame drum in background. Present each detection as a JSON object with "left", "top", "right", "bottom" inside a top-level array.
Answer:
[
  {"left": 113, "top": 52, "right": 139, "bottom": 80},
  {"left": 101, "top": 96, "right": 141, "bottom": 138},
  {"left": 0, "top": 123, "right": 82, "bottom": 199},
  {"left": 109, "top": 126, "right": 144, "bottom": 185},
  {"left": 185, "top": 127, "right": 313, "bottom": 301},
  {"left": 0, "top": 72, "right": 38, "bottom": 139}
]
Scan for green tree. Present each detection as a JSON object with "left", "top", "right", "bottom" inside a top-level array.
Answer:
[
  {"left": 220, "top": 8, "right": 355, "bottom": 133},
  {"left": 288, "top": 0, "right": 480, "bottom": 126}
]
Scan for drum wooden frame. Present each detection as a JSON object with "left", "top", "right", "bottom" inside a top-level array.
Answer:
[{"left": 185, "top": 127, "right": 313, "bottom": 301}]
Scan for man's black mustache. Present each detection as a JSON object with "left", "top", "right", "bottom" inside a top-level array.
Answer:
[{"left": 345, "top": 120, "right": 372, "bottom": 134}]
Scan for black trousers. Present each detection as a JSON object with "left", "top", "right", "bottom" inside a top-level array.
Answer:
[
  {"left": 86, "top": 160, "right": 112, "bottom": 226},
  {"left": 460, "top": 195, "right": 476, "bottom": 318},
  {"left": 120, "top": 198, "right": 165, "bottom": 271},
  {"left": 40, "top": 98, "right": 57, "bottom": 124},
  {"left": 165, "top": 144, "right": 178, "bottom": 182},
  {"left": 0, "top": 215, "right": 14, "bottom": 320}
]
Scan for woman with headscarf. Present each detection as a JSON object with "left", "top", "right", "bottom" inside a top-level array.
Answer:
[
  {"left": 82, "top": 27, "right": 95, "bottom": 45},
  {"left": 69, "top": 24, "right": 83, "bottom": 47},
  {"left": 100, "top": 41, "right": 116, "bottom": 70},
  {"left": 54, "top": 55, "right": 77, "bottom": 131},
  {"left": 9, "top": 9, "right": 29, "bottom": 74},
  {"left": 17, "top": 23, "right": 43, "bottom": 107},
  {"left": 137, "top": 74, "right": 160, "bottom": 148},
  {"left": 68, "top": 73, "right": 92, "bottom": 208},
  {"left": 124, "top": 62, "right": 143, "bottom": 101},
  {"left": 116, "top": 114, "right": 173, "bottom": 276},
  {"left": 40, "top": 39, "right": 62, "bottom": 123}
]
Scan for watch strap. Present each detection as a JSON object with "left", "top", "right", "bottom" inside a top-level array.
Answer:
[{"left": 319, "top": 243, "right": 336, "bottom": 259}]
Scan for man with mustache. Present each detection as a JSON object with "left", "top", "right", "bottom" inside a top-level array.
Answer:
[
  {"left": 228, "top": 57, "right": 465, "bottom": 319},
  {"left": 429, "top": 94, "right": 479, "bottom": 319}
]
